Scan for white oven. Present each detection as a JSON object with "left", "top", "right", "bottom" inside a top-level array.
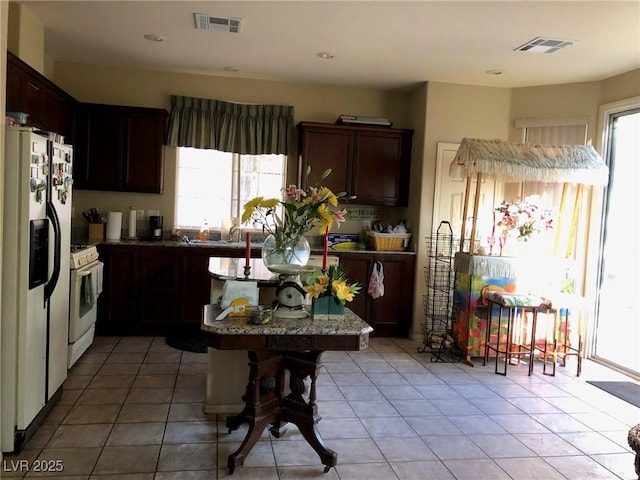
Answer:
[{"left": 69, "top": 245, "right": 103, "bottom": 368}]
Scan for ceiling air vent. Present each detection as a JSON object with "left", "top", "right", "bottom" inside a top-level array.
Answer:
[
  {"left": 515, "top": 37, "right": 575, "bottom": 54},
  {"left": 194, "top": 13, "right": 242, "bottom": 33}
]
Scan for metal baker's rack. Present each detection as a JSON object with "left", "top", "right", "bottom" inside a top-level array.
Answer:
[{"left": 418, "top": 221, "right": 459, "bottom": 362}]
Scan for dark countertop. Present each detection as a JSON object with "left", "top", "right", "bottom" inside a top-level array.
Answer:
[
  {"left": 202, "top": 304, "right": 373, "bottom": 337},
  {"left": 99, "top": 239, "right": 416, "bottom": 255}
]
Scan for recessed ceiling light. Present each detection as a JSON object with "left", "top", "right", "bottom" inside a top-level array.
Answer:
[
  {"left": 223, "top": 66, "right": 239, "bottom": 72},
  {"left": 486, "top": 69, "right": 504, "bottom": 75},
  {"left": 317, "top": 52, "right": 335, "bottom": 60},
  {"left": 144, "top": 34, "right": 165, "bottom": 42}
]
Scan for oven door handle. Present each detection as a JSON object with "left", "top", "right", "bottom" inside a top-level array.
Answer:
[{"left": 78, "top": 270, "right": 92, "bottom": 277}]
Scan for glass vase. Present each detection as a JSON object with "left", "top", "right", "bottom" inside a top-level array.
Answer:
[{"left": 261, "top": 233, "right": 310, "bottom": 269}]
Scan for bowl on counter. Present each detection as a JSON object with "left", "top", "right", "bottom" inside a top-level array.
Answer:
[{"left": 6, "top": 111, "right": 29, "bottom": 125}]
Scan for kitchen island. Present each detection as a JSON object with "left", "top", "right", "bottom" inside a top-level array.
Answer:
[{"left": 202, "top": 304, "right": 372, "bottom": 473}]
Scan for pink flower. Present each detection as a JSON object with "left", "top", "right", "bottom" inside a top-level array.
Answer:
[{"left": 284, "top": 185, "right": 305, "bottom": 201}]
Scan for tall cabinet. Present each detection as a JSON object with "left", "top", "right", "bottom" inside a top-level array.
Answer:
[{"left": 298, "top": 122, "right": 413, "bottom": 207}]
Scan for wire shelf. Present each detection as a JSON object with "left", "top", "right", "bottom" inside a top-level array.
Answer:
[{"left": 418, "top": 221, "right": 459, "bottom": 362}]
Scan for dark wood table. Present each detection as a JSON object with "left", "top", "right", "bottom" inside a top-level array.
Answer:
[{"left": 202, "top": 304, "right": 373, "bottom": 474}]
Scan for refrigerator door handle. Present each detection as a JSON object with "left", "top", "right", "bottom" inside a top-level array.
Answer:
[{"left": 44, "top": 201, "right": 61, "bottom": 304}]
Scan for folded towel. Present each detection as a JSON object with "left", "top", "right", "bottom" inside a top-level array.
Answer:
[
  {"left": 94, "top": 262, "right": 104, "bottom": 297},
  {"left": 81, "top": 271, "right": 94, "bottom": 306}
]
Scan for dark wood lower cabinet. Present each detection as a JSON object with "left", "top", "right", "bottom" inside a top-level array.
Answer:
[
  {"left": 337, "top": 252, "right": 415, "bottom": 337},
  {"left": 97, "top": 245, "right": 139, "bottom": 335},
  {"left": 97, "top": 245, "right": 415, "bottom": 337}
]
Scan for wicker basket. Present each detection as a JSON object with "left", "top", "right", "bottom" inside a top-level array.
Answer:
[{"left": 367, "top": 232, "right": 412, "bottom": 251}]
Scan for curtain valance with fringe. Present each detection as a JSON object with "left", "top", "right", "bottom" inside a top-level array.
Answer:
[
  {"left": 166, "top": 95, "right": 295, "bottom": 156},
  {"left": 450, "top": 137, "right": 609, "bottom": 185}
]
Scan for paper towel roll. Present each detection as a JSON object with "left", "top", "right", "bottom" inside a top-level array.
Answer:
[
  {"left": 106, "top": 211, "right": 123, "bottom": 240},
  {"left": 128, "top": 208, "right": 137, "bottom": 238}
]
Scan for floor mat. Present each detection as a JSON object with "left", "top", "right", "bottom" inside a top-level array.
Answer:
[
  {"left": 587, "top": 381, "right": 640, "bottom": 408},
  {"left": 165, "top": 328, "right": 208, "bottom": 354}
]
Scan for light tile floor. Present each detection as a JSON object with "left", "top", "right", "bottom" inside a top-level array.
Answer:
[{"left": 3, "top": 335, "right": 639, "bottom": 479}]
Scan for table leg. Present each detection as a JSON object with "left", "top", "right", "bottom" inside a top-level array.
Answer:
[
  {"left": 280, "top": 351, "right": 337, "bottom": 471},
  {"left": 225, "top": 351, "right": 282, "bottom": 473},
  {"left": 225, "top": 350, "right": 337, "bottom": 473}
]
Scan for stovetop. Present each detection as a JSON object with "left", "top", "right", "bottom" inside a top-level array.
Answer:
[{"left": 70, "top": 244, "right": 100, "bottom": 269}]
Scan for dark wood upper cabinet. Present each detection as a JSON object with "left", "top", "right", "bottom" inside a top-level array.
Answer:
[
  {"left": 74, "top": 103, "right": 168, "bottom": 193},
  {"left": 298, "top": 122, "right": 413, "bottom": 206},
  {"left": 6, "top": 52, "right": 78, "bottom": 142}
]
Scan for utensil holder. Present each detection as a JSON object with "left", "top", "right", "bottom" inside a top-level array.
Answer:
[{"left": 88, "top": 223, "right": 104, "bottom": 244}]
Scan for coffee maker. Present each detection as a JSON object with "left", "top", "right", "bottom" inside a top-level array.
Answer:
[{"left": 149, "top": 215, "right": 163, "bottom": 240}]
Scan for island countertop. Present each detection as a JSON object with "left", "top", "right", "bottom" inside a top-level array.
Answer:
[{"left": 202, "top": 304, "right": 372, "bottom": 351}]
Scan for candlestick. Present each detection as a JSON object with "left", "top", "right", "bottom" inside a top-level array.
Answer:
[
  {"left": 245, "top": 231, "right": 251, "bottom": 267},
  {"left": 322, "top": 230, "right": 328, "bottom": 271}
]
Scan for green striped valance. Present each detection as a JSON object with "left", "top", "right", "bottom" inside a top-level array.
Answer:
[{"left": 166, "top": 95, "right": 295, "bottom": 156}]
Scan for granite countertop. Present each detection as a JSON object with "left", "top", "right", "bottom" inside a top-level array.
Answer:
[
  {"left": 202, "top": 304, "right": 373, "bottom": 336},
  {"left": 100, "top": 239, "right": 416, "bottom": 255}
]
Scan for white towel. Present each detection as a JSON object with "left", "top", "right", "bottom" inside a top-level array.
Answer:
[
  {"left": 94, "top": 262, "right": 104, "bottom": 297},
  {"left": 82, "top": 273, "right": 92, "bottom": 305}
]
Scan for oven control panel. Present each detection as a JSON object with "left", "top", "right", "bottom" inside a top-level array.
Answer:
[{"left": 70, "top": 245, "right": 99, "bottom": 269}]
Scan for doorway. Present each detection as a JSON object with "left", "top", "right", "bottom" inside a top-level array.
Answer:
[{"left": 594, "top": 106, "right": 640, "bottom": 376}]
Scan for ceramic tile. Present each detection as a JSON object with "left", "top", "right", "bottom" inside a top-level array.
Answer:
[
  {"left": 468, "top": 433, "right": 537, "bottom": 458},
  {"left": 12, "top": 336, "right": 639, "bottom": 479},
  {"left": 158, "top": 444, "right": 217, "bottom": 472},
  {"left": 374, "top": 436, "right": 437, "bottom": 461},
  {"left": 330, "top": 373, "right": 373, "bottom": 386},
  {"left": 132, "top": 374, "right": 176, "bottom": 389},
  {"left": 106, "top": 422, "right": 165, "bottom": 445},
  {"left": 494, "top": 457, "right": 566, "bottom": 479},
  {"left": 125, "top": 388, "right": 174, "bottom": 404},
  {"left": 316, "top": 417, "right": 369, "bottom": 439},
  {"left": 389, "top": 460, "right": 455, "bottom": 479},
  {"left": 333, "top": 462, "right": 398, "bottom": 479},
  {"left": 544, "top": 454, "right": 628, "bottom": 479},
  {"left": 94, "top": 445, "right": 161, "bottom": 474},
  {"left": 347, "top": 400, "right": 399, "bottom": 418},
  {"left": 163, "top": 421, "right": 217, "bottom": 443},
  {"left": 389, "top": 399, "right": 440, "bottom": 417},
  {"left": 423, "top": 435, "right": 488, "bottom": 460},
  {"left": 88, "top": 374, "right": 136, "bottom": 389},
  {"left": 31, "top": 447, "right": 102, "bottom": 476},
  {"left": 62, "top": 404, "right": 121, "bottom": 424},
  {"left": 516, "top": 432, "right": 585, "bottom": 456},
  {"left": 48, "top": 423, "right": 112, "bottom": 448},
  {"left": 359, "top": 416, "right": 416, "bottom": 438},
  {"left": 167, "top": 402, "right": 213, "bottom": 422},
  {"left": 75, "top": 388, "right": 129, "bottom": 406},
  {"left": 443, "top": 458, "right": 510, "bottom": 479},
  {"left": 116, "top": 403, "right": 170, "bottom": 423}
]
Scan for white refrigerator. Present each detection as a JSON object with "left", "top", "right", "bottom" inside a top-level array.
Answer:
[{"left": 1, "top": 127, "right": 73, "bottom": 453}]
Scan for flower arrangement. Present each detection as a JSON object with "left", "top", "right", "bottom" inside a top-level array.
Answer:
[
  {"left": 306, "top": 264, "right": 361, "bottom": 305},
  {"left": 495, "top": 196, "right": 554, "bottom": 242},
  {"left": 241, "top": 167, "right": 352, "bottom": 264}
]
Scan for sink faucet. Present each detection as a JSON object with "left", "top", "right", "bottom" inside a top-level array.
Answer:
[{"left": 229, "top": 224, "right": 241, "bottom": 242}]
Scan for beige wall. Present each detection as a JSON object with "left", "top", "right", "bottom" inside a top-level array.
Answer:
[
  {"left": 7, "top": 3, "right": 44, "bottom": 74},
  {"left": 408, "top": 82, "right": 511, "bottom": 338},
  {"left": 601, "top": 69, "right": 640, "bottom": 105},
  {"left": 509, "top": 81, "right": 603, "bottom": 145}
]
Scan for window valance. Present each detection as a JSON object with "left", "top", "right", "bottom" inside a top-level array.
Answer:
[{"left": 166, "top": 95, "right": 295, "bottom": 156}]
